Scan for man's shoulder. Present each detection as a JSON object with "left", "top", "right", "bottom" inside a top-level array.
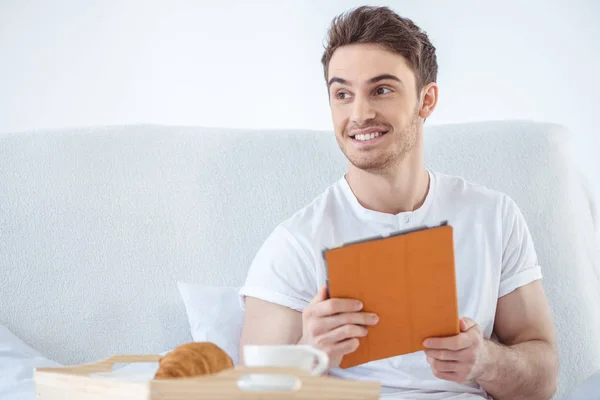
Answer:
[
  {"left": 255, "top": 179, "right": 343, "bottom": 262},
  {"left": 431, "top": 170, "right": 527, "bottom": 227},
  {"left": 277, "top": 178, "right": 344, "bottom": 236},
  {"left": 433, "top": 170, "right": 512, "bottom": 208}
]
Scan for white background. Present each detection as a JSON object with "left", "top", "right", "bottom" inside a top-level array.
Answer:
[{"left": 1, "top": 0, "right": 598, "bottom": 195}]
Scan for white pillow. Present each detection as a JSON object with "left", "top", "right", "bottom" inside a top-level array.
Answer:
[
  {"left": 0, "top": 325, "right": 61, "bottom": 400},
  {"left": 177, "top": 282, "right": 245, "bottom": 365}
]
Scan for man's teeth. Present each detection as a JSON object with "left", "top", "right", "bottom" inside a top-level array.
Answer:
[{"left": 354, "top": 132, "right": 384, "bottom": 141}]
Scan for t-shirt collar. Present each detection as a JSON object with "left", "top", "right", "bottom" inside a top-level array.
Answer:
[{"left": 338, "top": 169, "right": 437, "bottom": 226}]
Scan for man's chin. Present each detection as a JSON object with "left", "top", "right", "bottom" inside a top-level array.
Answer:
[{"left": 346, "top": 156, "right": 395, "bottom": 172}]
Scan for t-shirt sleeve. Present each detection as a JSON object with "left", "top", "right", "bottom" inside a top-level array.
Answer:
[
  {"left": 239, "top": 224, "right": 317, "bottom": 312},
  {"left": 498, "top": 195, "right": 543, "bottom": 298}
]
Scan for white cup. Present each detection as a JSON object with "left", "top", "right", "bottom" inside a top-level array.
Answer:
[{"left": 241, "top": 345, "right": 329, "bottom": 389}]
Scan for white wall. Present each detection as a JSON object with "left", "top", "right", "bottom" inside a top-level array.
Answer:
[{"left": 0, "top": 0, "right": 598, "bottom": 191}]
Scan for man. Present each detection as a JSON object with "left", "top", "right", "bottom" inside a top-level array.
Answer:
[{"left": 239, "top": 5, "right": 558, "bottom": 400}]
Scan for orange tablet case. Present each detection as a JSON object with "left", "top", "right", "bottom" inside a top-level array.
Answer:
[{"left": 323, "top": 222, "right": 460, "bottom": 369}]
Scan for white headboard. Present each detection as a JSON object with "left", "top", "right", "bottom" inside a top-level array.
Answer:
[{"left": 0, "top": 121, "right": 598, "bottom": 399}]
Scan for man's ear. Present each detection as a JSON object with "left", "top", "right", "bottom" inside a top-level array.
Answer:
[{"left": 419, "top": 82, "right": 438, "bottom": 121}]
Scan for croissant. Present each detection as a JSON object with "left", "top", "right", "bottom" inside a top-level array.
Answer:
[{"left": 154, "top": 342, "right": 234, "bottom": 379}]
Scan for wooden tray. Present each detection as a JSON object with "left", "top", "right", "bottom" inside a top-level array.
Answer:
[{"left": 34, "top": 354, "right": 381, "bottom": 399}]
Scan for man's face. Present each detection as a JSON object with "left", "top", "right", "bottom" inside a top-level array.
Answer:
[{"left": 327, "top": 43, "right": 423, "bottom": 172}]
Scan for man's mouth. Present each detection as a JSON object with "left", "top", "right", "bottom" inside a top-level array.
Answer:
[{"left": 350, "top": 130, "right": 388, "bottom": 141}]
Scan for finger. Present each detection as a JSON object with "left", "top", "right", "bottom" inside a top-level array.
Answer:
[
  {"left": 424, "top": 348, "right": 470, "bottom": 361},
  {"left": 310, "top": 285, "right": 329, "bottom": 304},
  {"left": 460, "top": 317, "right": 477, "bottom": 332},
  {"left": 329, "top": 337, "right": 360, "bottom": 357},
  {"left": 317, "top": 324, "right": 368, "bottom": 345},
  {"left": 423, "top": 332, "right": 472, "bottom": 350},
  {"left": 320, "top": 312, "right": 379, "bottom": 331},
  {"left": 431, "top": 370, "right": 460, "bottom": 382},
  {"left": 426, "top": 356, "right": 459, "bottom": 373},
  {"left": 310, "top": 298, "right": 363, "bottom": 318}
]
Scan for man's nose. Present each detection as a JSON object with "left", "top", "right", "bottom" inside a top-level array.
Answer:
[{"left": 350, "top": 96, "right": 376, "bottom": 125}]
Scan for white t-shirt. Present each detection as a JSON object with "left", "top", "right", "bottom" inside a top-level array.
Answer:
[{"left": 239, "top": 169, "right": 542, "bottom": 399}]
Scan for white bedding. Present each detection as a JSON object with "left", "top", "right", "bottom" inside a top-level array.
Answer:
[
  {"left": 0, "top": 323, "right": 175, "bottom": 400},
  {"left": 0, "top": 325, "right": 61, "bottom": 400}
]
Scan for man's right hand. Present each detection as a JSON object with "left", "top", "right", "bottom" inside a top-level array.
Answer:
[{"left": 299, "top": 285, "right": 379, "bottom": 369}]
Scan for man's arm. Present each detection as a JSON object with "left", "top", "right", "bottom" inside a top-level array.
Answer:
[
  {"left": 477, "top": 280, "right": 558, "bottom": 400},
  {"left": 239, "top": 297, "right": 302, "bottom": 364},
  {"left": 424, "top": 280, "right": 558, "bottom": 400},
  {"left": 239, "top": 286, "right": 377, "bottom": 368}
]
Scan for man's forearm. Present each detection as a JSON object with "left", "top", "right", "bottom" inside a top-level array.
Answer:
[{"left": 477, "top": 339, "right": 558, "bottom": 400}]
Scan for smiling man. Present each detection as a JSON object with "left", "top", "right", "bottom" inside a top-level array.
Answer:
[{"left": 239, "top": 5, "right": 558, "bottom": 399}]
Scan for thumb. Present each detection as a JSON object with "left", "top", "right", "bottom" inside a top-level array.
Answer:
[
  {"left": 311, "top": 285, "right": 328, "bottom": 304},
  {"left": 460, "top": 317, "right": 477, "bottom": 332}
]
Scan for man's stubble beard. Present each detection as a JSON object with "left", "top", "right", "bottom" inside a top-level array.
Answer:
[{"left": 339, "top": 113, "right": 419, "bottom": 174}]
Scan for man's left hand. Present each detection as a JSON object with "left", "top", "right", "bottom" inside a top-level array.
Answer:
[{"left": 422, "top": 317, "right": 490, "bottom": 383}]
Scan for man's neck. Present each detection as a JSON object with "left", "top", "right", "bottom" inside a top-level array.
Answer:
[{"left": 345, "top": 156, "right": 430, "bottom": 215}]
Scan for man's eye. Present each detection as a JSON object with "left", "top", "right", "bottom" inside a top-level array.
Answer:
[
  {"left": 375, "top": 87, "right": 392, "bottom": 95},
  {"left": 336, "top": 92, "right": 350, "bottom": 100}
]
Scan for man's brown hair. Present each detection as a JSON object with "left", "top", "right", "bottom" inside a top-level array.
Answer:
[{"left": 321, "top": 6, "right": 437, "bottom": 95}]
